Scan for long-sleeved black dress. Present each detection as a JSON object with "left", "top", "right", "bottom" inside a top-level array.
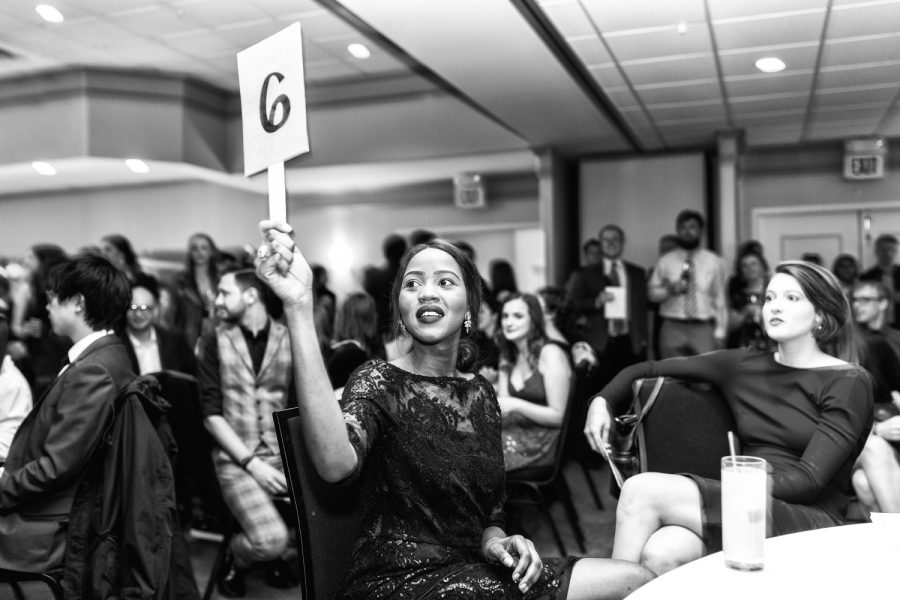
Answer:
[
  {"left": 598, "top": 348, "right": 873, "bottom": 551},
  {"left": 337, "top": 360, "right": 578, "bottom": 600}
]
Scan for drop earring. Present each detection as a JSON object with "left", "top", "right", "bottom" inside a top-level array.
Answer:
[
  {"left": 464, "top": 310, "right": 472, "bottom": 334},
  {"left": 399, "top": 320, "right": 407, "bottom": 336}
]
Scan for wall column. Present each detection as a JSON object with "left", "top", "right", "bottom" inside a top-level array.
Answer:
[
  {"left": 536, "top": 148, "right": 579, "bottom": 286},
  {"left": 716, "top": 130, "right": 742, "bottom": 263}
]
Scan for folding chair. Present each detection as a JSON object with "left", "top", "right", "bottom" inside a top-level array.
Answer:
[
  {"left": 633, "top": 377, "right": 737, "bottom": 479},
  {"left": 0, "top": 569, "right": 63, "bottom": 600},
  {"left": 273, "top": 407, "right": 362, "bottom": 600}
]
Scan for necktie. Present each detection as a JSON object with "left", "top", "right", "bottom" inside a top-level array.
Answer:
[
  {"left": 608, "top": 262, "right": 627, "bottom": 336},
  {"left": 683, "top": 253, "right": 698, "bottom": 318}
]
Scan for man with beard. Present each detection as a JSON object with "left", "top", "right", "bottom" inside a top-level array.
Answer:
[
  {"left": 198, "top": 268, "right": 295, "bottom": 597},
  {"left": 647, "top": 210, "right": 727, "bottom": 358}
]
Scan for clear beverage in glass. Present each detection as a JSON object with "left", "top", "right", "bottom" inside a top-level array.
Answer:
[{"left": 721, "top": 455, "right": 767, "bottom": 571}]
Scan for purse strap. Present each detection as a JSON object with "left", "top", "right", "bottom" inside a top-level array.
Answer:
[{"left": 634, "top": 377, "right": 665, "bottom": 425}]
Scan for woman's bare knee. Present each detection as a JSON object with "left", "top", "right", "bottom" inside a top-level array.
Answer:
[
  {"left": 640, "top": 526, "right": 704, "bottom": 575},
  {"left": 566, "top": 558, "right": 655, "bottom": 600}
]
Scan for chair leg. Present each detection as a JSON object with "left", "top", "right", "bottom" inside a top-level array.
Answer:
[
  {"left": 41, "top": 574, "right": 64, "bottom": 600},
  {"left": 9, "top": 582, "right": 26, "bottom": 600},
  {"left": 203, "top": 529, "right": 233, "bottom": 600},
  {"left": 538, "top": 493, "right": 568, "bottom": 557},
  {"left": 580, "top": 460, "right": 604, "bottom": 511},
  {"left": 556, "top": 475, "right": 587, "bottom": 553}
]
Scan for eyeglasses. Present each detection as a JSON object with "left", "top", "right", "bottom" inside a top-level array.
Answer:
[
  {"left": 128, "top": 304, "right": 155, "bottom": 312},
  {"left": 851, "top": 296, "right": 882, "bottom": 304}
]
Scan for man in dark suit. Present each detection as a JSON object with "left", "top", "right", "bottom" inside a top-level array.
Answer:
[
  {"left": 566, "top": 224, "right": 648, "bottom": 389},
  {"left": 120, "top": 275, "right": 218, "bottom": 530},
  {"left": 861, "top": 233, "right": 900, "bottom": 329},
  {"left": 0, "top": 253, "right": 134, "bottom": 572}
]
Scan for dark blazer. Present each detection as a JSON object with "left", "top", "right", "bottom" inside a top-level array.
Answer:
[
  {"left": 861, "top": 264, "right": 900, "bottom": 326},
  {"left": 0, "top": 334, "right": 134, "bottom": 571},
  {"left": 120, "top": 325, "right": 197, "bottom": 377},
  {"left": 565, "top": 261, "right": 648, "bottom": 355}
]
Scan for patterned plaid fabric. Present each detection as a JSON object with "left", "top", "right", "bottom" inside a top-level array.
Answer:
[
  {"left": 215, "top": 455, "right": 289, "bottom": 565},
  {"left": 216, "top": 320, "right": 292, "bottom": 456}
]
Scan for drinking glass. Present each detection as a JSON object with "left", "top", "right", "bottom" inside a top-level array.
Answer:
[{"left": 721, "top": 455, "right": 767, "bottom": 571}]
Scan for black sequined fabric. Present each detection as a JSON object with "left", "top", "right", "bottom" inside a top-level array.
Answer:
[{"left": 337, "top": 360, "right": 577, "bottom": 600}]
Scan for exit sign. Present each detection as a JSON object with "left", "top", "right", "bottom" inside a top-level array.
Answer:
[{"left": 843, "top": 154, "right": 884, "bottom": 180}]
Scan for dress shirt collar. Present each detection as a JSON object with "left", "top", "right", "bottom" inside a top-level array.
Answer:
[{"left": 67, "top": 329, "right": 114, "bottom": 365}]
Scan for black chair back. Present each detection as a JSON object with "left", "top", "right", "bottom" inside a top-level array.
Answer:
[
  {"left": 635, "top": 377, "right": 737, "bottom": 480},
  {"left": 273, "top": 407, "right": 361, "bottom": 600}
]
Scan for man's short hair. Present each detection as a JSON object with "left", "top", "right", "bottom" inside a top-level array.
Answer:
[
  {"left": 131, "top": 273, "right": 160, "bottom": 301},
  {"left": 223, "top": 267, "right": 265, "bottom": 297},
  {"left": 856, "top": 276, "right": 890, "bottom": 299},
  {"left": 599, "top": 224, "right": 625, "bottom": 242},
  {"left": 875, "top": 233, "right": 899, "bottom": 247},
  {"left": 676, "top": 209, "right": 705, "bottom": 229},
  {"left": 48, "top": 254, "right": 131, "bottom": 330}
]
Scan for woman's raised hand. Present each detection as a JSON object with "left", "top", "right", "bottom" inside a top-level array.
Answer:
[
  {"left": 256, "top": 220, "right": 313, "bottom": 308},
  {"left": 584, "top": 396, "right": 612, "bottom": 458}
]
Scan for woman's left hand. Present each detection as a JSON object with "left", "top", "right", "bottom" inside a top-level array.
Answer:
[{"left": 483, "top": 534, "right": 543, "bottom": 593}]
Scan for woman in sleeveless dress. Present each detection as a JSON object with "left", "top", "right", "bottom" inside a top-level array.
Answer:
[
  {"left": 496, "top": 293, "right": 572, "bottom": 472},
  {"left": 584, "top": 261, "right": 873, "bottom": 576},
  {"left": 257, "top": 221, "right": 653, "bottom": 600}
]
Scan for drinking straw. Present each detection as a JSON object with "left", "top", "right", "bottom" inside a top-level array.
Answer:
[{"left": 727, "top": 430, "right": 738, "bottom": 463}]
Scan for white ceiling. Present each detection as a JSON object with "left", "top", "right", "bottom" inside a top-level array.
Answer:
[{"left": 1, "top": 0, "right": 899, "bottom": 192}]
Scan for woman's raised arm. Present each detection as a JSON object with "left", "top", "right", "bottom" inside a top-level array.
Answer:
[{"left": 256, "top": 220, "right": 358, "bottom": 482}]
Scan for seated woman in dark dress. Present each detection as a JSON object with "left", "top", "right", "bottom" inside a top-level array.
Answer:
[
  {"left": 585, "top": 260, "right": 873, "bottom": 576},
  {"left": 257, "top": 222, "right": 653, "bottom": 600},
  {"left": 326, "top": 291, "right": 384, "bottom": 390},
  {"left": 496, "top": 293, "right": 572, "bottom": 471}
]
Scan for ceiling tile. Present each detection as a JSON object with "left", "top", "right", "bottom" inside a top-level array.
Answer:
[
  {"left": 174, "top": 0, "right": 267, "bottom": 28},
  {"left": 828, "top": 1, "right": 900, "bottom": 38},
  {"left": 162, "top": 31, "right": 235, "bottom": 58},
  {"left": 744, "top": 125, "right": 804, "bottom": 146},
  {"left": 730, "top": 94, "right": 809, "bottom": 115},
  {"left": 105, "top": 5, "right": 203, "bottom": 37},
  {"left": 620, "top": 55, "right": 719, "bottom": 86},
  {"left": 810, "top": 106, "right": 887, "bottom": 124},
  {"left": 712, "top": 12, "right": 826, "bottom": 52},
  {"left": 707, "top": 0, "right": 828, "bottom": 21},
  {"left": 637, "top": 81, "right": 722, "bottom": 105},
  {"left": 580, "top": 0, "right": 706, "bottom": 33},
  {"left": 603, "top": 26, "right": 713, "bottom": 62},
  {"left": 821, "top": 35, "right": 900, "bottom": 67},
  {"left": 588, "top": 65, "right": 628, "bottom": 90},
  {"left": 215, "top": 20, "right": 285, "bottom": 49},
  {"left": 818, "top": 62, "right": 900, "bottom": 89},
  {"left": 643, "top": 102, "right": 727, "bottom": 122},
  {"left": 726, "top": 72, "right": 815, "bottom": 98},
  {"left": 815, "top": 86, "right": 899, "bottom": 107}
]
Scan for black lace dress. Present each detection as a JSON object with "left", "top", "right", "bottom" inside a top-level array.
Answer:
[{"left": 338, "top": 360, "right": 578, "bottom": 600}]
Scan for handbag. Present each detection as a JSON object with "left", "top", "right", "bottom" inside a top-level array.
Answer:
[{"left": 605, "top": 377, "right": 666, "bottom": 494}]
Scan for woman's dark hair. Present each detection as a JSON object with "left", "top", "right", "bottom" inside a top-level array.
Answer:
[
  {"left": 101, "top": 234, "right": 142, "bottom": 277},
  {"left": 48, "top": 254, "right": 131, "bottom": 331},
  {"left": 185, "top": 232, "right": 220, "bottom": 283},
  {"left": 0, "top": 314, "right": 8, "bottom": 364},
  {"left": 335, "top": 292, "right": 382, "bottom": 358},
  {"left": 495, "top": 293, "right": 547, "bottom": 369},
  {"left": 489, "top": 259, "right": 518, "bottom": 301},
  {"left": 831, "top": 253, "right": 859, "bottom": 284},
  {"left": 735, "top": 250, "right": 769, "bottom": 280},
  {"left": 29, "top": 243, "right": 68, "bottom": 302},
  {"left": 773, "top": 261, "right": 855, "bottom": 361},
  {"left": 389, "top": 239, "right": 484, "bottom": 372}
]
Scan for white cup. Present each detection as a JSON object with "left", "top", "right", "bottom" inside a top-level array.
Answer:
[{"left": 721, "top": 455, "right": 767, "bottom": 571}]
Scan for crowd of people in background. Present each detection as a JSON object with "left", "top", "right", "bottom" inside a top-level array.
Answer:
[{"left": 0, "top": 212, "right": 895, "bottom": 597}]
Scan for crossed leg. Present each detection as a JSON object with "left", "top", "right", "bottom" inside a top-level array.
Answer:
[{"left": 611, "top": 472, "right": 706, "bottom": 575}]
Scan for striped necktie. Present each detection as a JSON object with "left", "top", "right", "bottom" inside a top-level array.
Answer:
[{"left": 683, "top": 252, "right": 698, "bottom": 318}]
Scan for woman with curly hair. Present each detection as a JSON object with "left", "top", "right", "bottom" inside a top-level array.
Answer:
[{"left": 496, "top": 292, "right": 573, "bottom": 472}]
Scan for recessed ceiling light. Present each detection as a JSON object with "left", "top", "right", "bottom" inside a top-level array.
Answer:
[
  {"left": 35, "top": 4, "right": 64, "bottom": 23},
  {"left": 347, "top": 43, "right": 371, "bottom": 60},
  {"left": 125, "top": 158, "right": 149, "bottom": 174},
  {"left": 676, "top": 21, "right": 688, "bottom": 35},
  {"left": 755, "top": 57, "right": 786, "bottom": 73},
  {"left": 32, "top": 161, "right": 57, "bottom": 176}
]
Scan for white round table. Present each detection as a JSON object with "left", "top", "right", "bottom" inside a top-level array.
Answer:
[{"left": 626, "top": 523, "right": 897, "bottom": 599}]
